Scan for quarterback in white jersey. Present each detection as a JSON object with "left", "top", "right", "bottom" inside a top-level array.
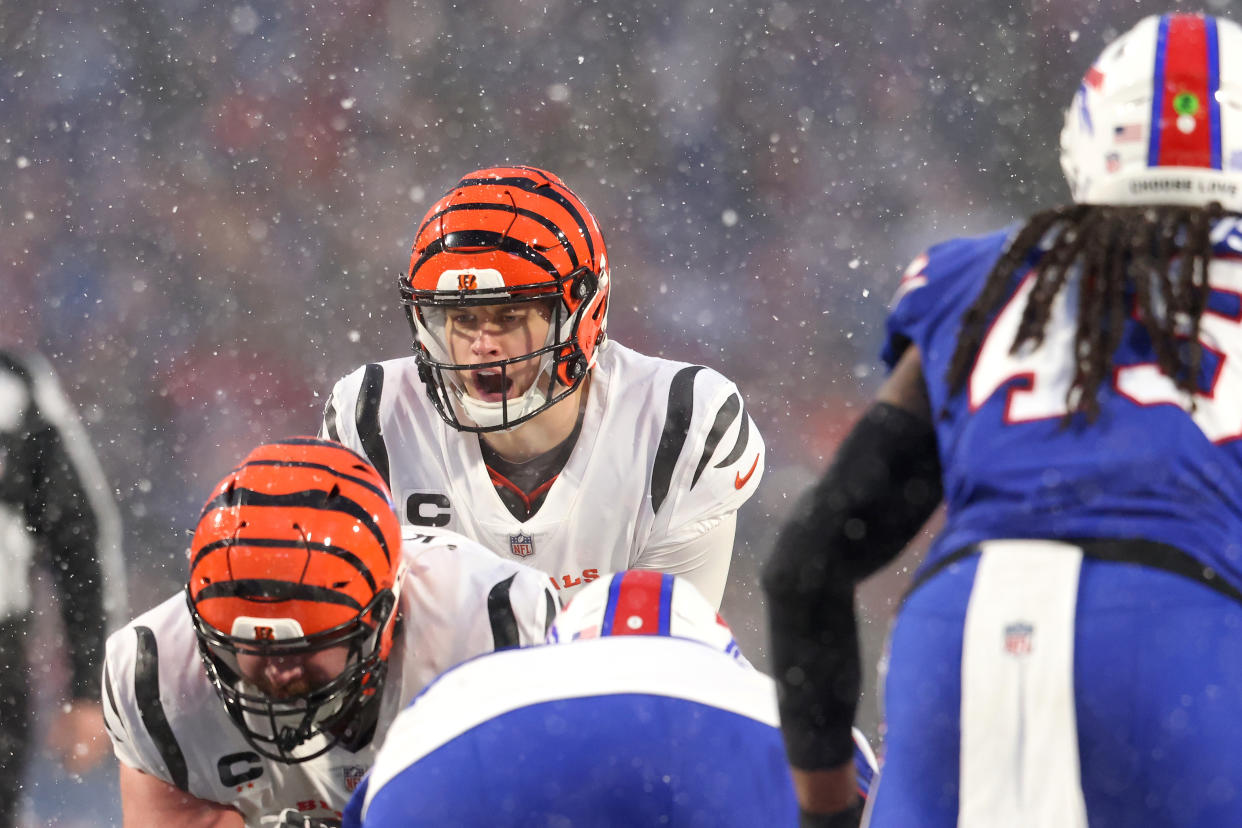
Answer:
[
  {"left": 321, "top": 166, "right": 763, "bottom": 607},
  {"left": 102, "top": 439, "right": 554, "bottom": 827}
]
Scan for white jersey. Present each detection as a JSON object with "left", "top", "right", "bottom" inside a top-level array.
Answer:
[
  {"left": 320, "top": 340, "right": 764, "bottom": 604},
  {"left": 101, "top": 528, "right": 555, "bottom": 827}
]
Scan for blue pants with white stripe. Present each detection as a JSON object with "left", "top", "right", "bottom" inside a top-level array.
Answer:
[{"left": 868, "top": 551, "right": 1242, "bottom": 827}]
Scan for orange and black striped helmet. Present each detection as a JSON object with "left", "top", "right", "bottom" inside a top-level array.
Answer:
[
  {"left": 186, "top": 437, "right": 403, "bottom": 763},
  {"left": 399, "top": 166, "right": 610, "bottom": 432}
]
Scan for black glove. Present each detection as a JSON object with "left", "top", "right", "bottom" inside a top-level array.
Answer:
[{"left": 799, "top": 799, "right": 866, "bottom": 828}]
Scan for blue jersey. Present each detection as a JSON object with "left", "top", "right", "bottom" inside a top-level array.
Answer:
[
  {"left": 345, "top": 636, "right": 877, "bottom": 827},
  {"left": 883, "top": 219, "right": 1242, "bottom": 591}
]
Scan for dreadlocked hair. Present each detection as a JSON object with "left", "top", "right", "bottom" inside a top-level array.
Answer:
[{"left": 945, "top": 202, "right": 1228, "bottom": 422}]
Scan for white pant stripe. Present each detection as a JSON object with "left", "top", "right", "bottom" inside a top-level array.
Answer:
[{"left": 958, "top": 540, "right": 1089, "bottom": 828}]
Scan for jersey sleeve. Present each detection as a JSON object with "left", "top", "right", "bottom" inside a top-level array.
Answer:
[
  {"left": 320, "top": 366, "right": 362, "bottom": 448},
  {"left": 507, "top": 559, "right": 560, "bottom": 645},
  {"left": 470, "top": 541, "right": 558, "bottom": 648},
  {"left": 638, "top": 367, "right": 764, "bottom": 601},
  {"left": 633, "top": 513, "right": 735, "bottom": 609},
  {"left": 400, "top": 529, "right": 557, "bottom": 664},
  {"left": 101, "top": 625, "right": 181, "bottom": 788},
  {"left": 320, "top": 364, "right": 393, "bottom": 489},
  {"left": 880, "top": 230, "right": 1013, "bottom": 371}
]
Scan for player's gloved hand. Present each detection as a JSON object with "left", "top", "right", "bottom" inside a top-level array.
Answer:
[
  {"left": 260, "top": 809, "right": 342, "bottom": 828},
  {"left": 799, "top": 799, "right": 865, "bottom": 828}
]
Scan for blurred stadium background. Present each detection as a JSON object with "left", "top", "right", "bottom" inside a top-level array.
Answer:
[{"left": 4, "top": 0, "right": 1224, "bottom": 823}]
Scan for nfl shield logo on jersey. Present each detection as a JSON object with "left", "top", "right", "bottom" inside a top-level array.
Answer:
[
  {"left": 1003, "top": 621, "right": 1034, "bottom": 657},
  {"left": 342, "top": 765, "right": 366, "bottom": 793},
  {"left": 509, "top": 532, "right": 535, "bottom": 558}
]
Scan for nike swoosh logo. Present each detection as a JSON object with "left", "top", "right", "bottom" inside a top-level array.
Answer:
[{"left": 734, "top": 454, "right": 760, "bottom": 489}]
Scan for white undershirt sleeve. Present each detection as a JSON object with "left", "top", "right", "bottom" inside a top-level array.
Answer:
[{"left": 631, "top": 512, "right": 736, "bottom": 608}]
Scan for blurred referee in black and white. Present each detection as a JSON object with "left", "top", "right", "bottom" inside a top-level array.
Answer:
[{"left": 0, "top": 350, "right": 125, "bottom": 827}]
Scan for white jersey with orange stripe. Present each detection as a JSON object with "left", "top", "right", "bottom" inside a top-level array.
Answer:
[
  {"left": 320, "top": 339, "right": 765, "bottom": 607},
  {"left": 101, "top": 528, "right": 555, "bottom": 827}
]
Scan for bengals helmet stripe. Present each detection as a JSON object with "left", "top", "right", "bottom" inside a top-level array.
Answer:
[
  {"left": 452, "top": 177, "right": 595, "bottom": 260},
  {"left": 414, "top": 198, "right": 578, "bottom": 266},
  {"left": 414, "top": 172, "right": 598, "bottom": 266},
  {"left": 190, "top": 537, "right": 377, "bottom": 593},
  {"left": 410, "top": 230, "right": 562, "bottom": 283},
  {"left": 418, "top": 202, "right": 577, "bottom": 263},
  {"left": 428, "top": 202, "right": 580, "bottom": 268},
  {"left": 205, "top": 453, "right": 391, "bottom": 503},
  {"left": 237, "top": 458, "right": 391, "bottom": 501},
  {"left": 196, "top": 487, "right": 392, "bottom": 565},
  {"left": 194, "top": 578, "right": 364, "bottom": 609}
]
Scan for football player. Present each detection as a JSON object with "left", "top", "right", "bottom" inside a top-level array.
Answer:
[
  {"left": 102, "top": 438, "right": 555, "bottom": 827},
  {"left": 342, "top": 570, "right": 878, "bottom": 827},
  {"left": 320, "top": 166, "right": 764, "bottom": 607},
  {"left": 765, "top": 12, "right": 1242, "bottom": 827}
]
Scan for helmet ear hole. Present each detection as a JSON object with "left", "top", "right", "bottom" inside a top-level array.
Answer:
[
  {"left": 565, "top": 354, "right": 588, "bottom": 381},
  {"left": 368, "top": 590, "right": 397, "bottom": 631},
  {"left": 572, "top": 269, "right": 597, "bottom": 302}
]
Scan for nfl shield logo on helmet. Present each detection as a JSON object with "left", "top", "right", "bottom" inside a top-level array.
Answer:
[
  {"left": 509, "top": 532, "right": 535, "bottom": 558},
  {"left": 343, "top": 765, "right": 366, "bottom": 792},
  {"left": 1003, "top": 621, "right": 1034, "bottom": 657}
]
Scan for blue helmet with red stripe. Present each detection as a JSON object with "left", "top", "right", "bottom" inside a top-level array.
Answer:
[
  {"left": 547, "top": 570, "right": 743, "bottom": 661},
  {"left": 1060, "top": 13, "right": 1242, "bottom": 211}
]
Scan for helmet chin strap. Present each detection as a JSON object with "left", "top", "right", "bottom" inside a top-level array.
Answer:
[
  {"left": 456, "top": 372, "right": 551, "bottom": 431},
  {"left": 452, "top": 342, "right": 560, "bottom": 431}
]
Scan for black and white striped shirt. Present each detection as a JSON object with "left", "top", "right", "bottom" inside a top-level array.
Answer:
[{"left": 0, "top": 350, "right": 125, "bottom": 699}]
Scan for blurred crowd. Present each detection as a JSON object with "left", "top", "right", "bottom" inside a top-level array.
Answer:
[{"left": 2, "top": 0, "right": 1225, "bottom": 822}]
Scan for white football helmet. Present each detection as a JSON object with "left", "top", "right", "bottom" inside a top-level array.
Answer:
[
  {"left": 1060, "top": 13, "right": 1242, "bottom": 211},
  {"left": 547, "top": 570, "right": 744, "bottom": 663}
]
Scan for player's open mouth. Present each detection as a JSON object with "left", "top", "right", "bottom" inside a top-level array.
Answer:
[{"left": 471, "top": 368, "right": 512, "bottom": 400}]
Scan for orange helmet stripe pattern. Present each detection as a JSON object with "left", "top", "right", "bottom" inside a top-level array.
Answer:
[
  {"left": 408, "top": 165, "right": 606, "bottom": 289},
  {"left": 188, "top": 437, "right": 401, "bottom": 640}
]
